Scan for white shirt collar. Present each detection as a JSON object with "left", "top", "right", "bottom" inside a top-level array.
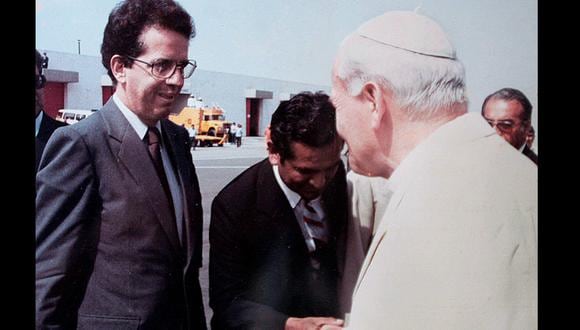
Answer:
[
  {"left": 273, "top": 165, "right": 302, "bottom": 209},
  {"left": 272, "top": 164, "right": 324, "bottom": 211},
  {"left": 518, "top": 142, "right": 526, "bottom": 152},
  {"left": 35, "top": 111, "right": 43, "bottom": 137},
  {"left": 113, "top": 93, "right": 161, "bottom": 140}
]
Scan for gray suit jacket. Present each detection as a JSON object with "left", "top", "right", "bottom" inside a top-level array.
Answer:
[
  {"left": 36, "top": 99, "right": 206, "bottom": 329},
  {"left": 35, "top": 112, "right": 67, "bottom": 173}
]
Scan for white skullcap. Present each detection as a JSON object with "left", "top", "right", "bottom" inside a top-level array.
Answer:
[{"left": 357, "top": 10, "right": 456, "bottom": 59}]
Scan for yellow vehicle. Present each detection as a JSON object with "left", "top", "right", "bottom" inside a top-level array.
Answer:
[{"left": 169, "top": 96, "right": 232, "bottom": 147}]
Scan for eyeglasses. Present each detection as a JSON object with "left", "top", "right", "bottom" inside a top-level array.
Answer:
[
  {"left": 484, "top": 118, "right": 527, "bottom": 133},
  {"left": 126, "top": 56, "right": 197, "bottom": 79},
  {"left": 36, "top": 74, "right": 46, "bottom": 90}
]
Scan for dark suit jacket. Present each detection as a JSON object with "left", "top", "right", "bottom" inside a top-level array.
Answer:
[
  {"left": 209, "top": 159, "right": 347, "bottom": 329},
  {"left": 35, "top": 112, "right": 67, "bottom": 172},
  {"left": 36, "top": 99, "right": 206, "bottom": 330},
  {"left": 523, "top": 145, "right": 538, "bottom": 165}
]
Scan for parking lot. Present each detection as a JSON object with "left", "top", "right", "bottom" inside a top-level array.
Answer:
[{"left": 192, "top": 136, "right": 268, "bottom": 322}]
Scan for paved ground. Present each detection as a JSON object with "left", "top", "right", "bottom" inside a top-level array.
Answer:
[{"left": 191, "top": 136, "right": 268, "bottom": 323}]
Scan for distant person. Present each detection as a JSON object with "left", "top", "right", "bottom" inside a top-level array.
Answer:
[
  {"left": 235, "top": 123, "right": 243, "bottom": 147},
  {"left": 230, "top": 122, "right": 237, "bottom": 145},
  {"left": 35, "top": 49, "right": 66, "bottom": 173},
  {"left": 43, "top": 52, "right": 49, "bottom": 68},
  {"left": 331, "top": 11, "right": 537, "bottom": 328},
  {"left": 209, "top": 91, "right": 347, "bottom": 330},
  {"left": 187, "top": 122, "right": 197, "bottom": 150},
  {"left": 35, "top": 0, "right": 206, "bottom": 328},
  {"left": 223, "top": 125, "right": 230, "bottom": 144},
  {"left": 482, "top": 87, "right": 538, "bottom": 164}
]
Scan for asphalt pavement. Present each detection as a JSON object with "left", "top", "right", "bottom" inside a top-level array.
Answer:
[{"left": 191, "top": 136, "right": 268, "bottom": 323}]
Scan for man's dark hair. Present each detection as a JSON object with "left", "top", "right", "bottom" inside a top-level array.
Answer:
[
  {"left": 36, "top": 50, "right": 47, "bottom": 89},
  {"left": 100, "top": 0, "right": 195, "bottom": 84},
  {"left": 481, "top": 87, "right": 533, "bottom": 122},
  {"left": 36, "top": 49, "right": 44, "bottom": 73},
  {"left": 270, "top": 91, "right": 341, "bottom": 161}
]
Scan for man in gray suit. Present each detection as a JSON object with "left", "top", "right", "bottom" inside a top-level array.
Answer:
[{"left": 35, "top": 0, "right": 206, "bottom": 328}]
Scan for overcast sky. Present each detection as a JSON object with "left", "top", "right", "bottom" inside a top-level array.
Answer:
[{"left": 36, "top": 0, "right": 538, "bottom": 129}]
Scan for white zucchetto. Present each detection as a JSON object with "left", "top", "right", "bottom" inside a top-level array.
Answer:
[{"left": 357, "top": 10, "right": 456, "bottom": 59}]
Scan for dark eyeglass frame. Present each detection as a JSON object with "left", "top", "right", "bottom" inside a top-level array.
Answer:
[
  {"left": 484, "top": 118, "right": 528, "bottom": 133},
  {"left": 36, "top": 74, "right": 46, "bottom": 90},
  {"left": 126, "top": 56, "right": 197, "bottom": 79}
]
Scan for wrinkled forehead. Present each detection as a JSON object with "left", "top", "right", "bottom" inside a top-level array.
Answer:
[{"left": 483, "top": 98, "right": 525, "bottom": 120}]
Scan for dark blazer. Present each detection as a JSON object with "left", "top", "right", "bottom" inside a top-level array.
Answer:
[
  {"left": 35, "top": 112, "right": 67, "bottom": 172},
  {"left": 209, "top": 159, "right": 347, "bottom": 329},
  {"left": 523, "top": 145, "right": 538, "bottom": 165},
  {"left": 36, "top": 99, "right": 206, "bottom": 330}
]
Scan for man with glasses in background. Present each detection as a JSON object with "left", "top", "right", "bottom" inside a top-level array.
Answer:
[
  {"left": 482, "top": 87, "right": 538, "bottom": 165},
  {"left": 35, "top": 49, "right": 66, "bottom": 173},
  {"left": 36, "top": 0, "right": 207, "bottom": 329}
]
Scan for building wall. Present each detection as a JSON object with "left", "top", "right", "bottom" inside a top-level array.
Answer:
[
  {"left": 42, "top": 82, "right": 65, "bottom": 119},
  {"left": 183, "top": 69, "right": 329, "bottom": 136},
  {"left": 41, "top": 50, "right": 107, "bottom": 111},
  {"left": 39, "top": 50, "right": 329, "bottom": 136}
]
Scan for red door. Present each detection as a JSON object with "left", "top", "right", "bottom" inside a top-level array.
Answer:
[
  {"left": 245, "top": 98, "right": 261, "bottom": 136},
  {"left": 43, "top": 82, "right": 65, "bottom": 119},
  {"left": 102, "top": 86, "right": 115, "bottom": 105}
]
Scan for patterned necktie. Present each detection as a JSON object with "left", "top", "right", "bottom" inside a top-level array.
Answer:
[
  {"left": 146, "top": 127, "right": 176, "bottom": 220},
  {"left": 301, "top": 199, "right": 329, "bottom": 270},
  {"left": 302, "top": 200, "right": 328, "bottom": 247}
]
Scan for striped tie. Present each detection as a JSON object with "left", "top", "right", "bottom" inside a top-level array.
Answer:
[
  {"left": 303, "top": 202, "right": 327, "bottom": 245},
  {"left": 301, "top": 199, "right": 329, "bottom": 270}
]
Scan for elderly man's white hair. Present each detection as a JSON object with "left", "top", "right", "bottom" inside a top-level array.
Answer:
[{"left": 335, "top": 11, "right": 468, "bottom": 120}]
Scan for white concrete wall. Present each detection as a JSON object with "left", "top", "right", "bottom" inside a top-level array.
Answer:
[
  {"left": 39, "top": 50, "right": 328, "bottom": 136},
  {"left": 183, "top": 69, "right": 328, "bottom": 136},
  {"left": 40, "top": 50, "right": 107, "bottom": 111}
]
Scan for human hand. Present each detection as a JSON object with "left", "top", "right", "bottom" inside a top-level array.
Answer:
[{"left": 285, "top": 316, "right": 344, "bottom": 330}]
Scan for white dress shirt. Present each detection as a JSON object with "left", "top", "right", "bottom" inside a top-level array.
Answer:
[
  {"left": 113, "top": 94, "right": 185, "bottom": 244},
  {"left": 272, "top": 165, "right": 327, "bottom": 253}
]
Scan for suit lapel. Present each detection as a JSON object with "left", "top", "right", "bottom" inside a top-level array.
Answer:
[
  {"left": 255, "top": 160, "right": 348, "bottom": 260},
  {"left": 162, "top": 120, "right": 196, "bottom": 268},
  {"left": 256, "top": 161, "right": 292, "bottom": 217},
  {"left": 37, "top": 114, "right": 55, "bottom": 143},
  {"left": 322, "top": 164, "right": 347, "bottom": 271},
  {"left": 37, "top": 113, "right": 65, "bottom": 143},
  {"left": 101, "top": 101, "right": 181, "bottom": 254},
  {"left": 255, "top": 161, "right": 306, "bottom": 247}
]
